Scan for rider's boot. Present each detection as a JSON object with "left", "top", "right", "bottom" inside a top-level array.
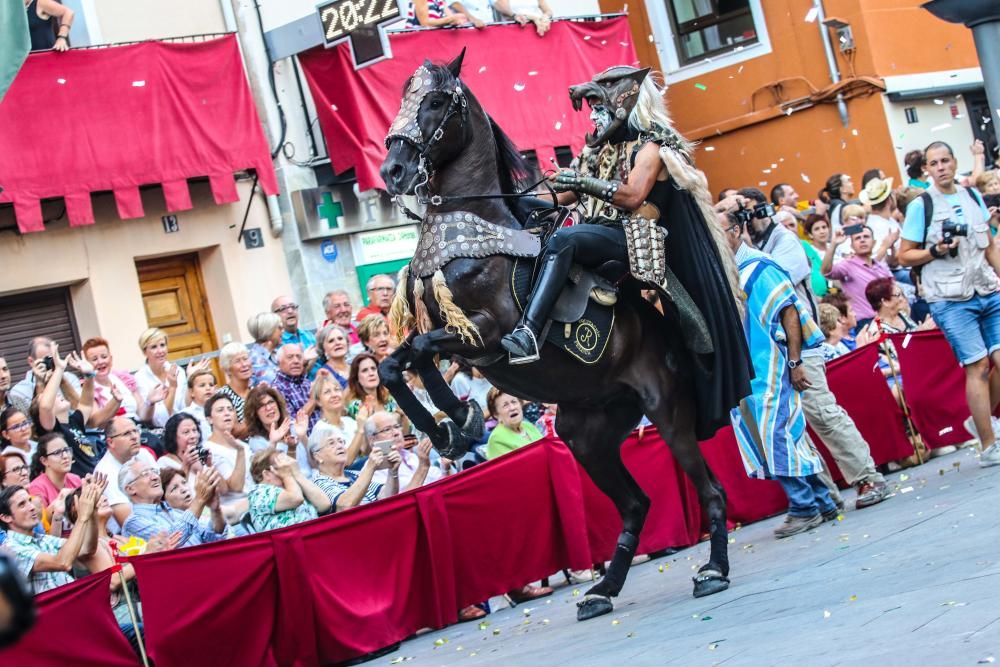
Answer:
[{"left": 501, "top": 250, "right": 572, "bottom": 365}]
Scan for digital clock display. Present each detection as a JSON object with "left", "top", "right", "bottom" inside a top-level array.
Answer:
[{"left": 318, "top": 0, "right": 400, "bottom": 44}]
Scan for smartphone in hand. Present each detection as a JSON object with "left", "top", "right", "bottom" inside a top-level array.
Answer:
[{"left": 372, "top": 439, "right": 394, "bottom": 470}]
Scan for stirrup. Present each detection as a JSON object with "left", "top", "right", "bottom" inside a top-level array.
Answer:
[{"left": 504, "top": 325, "right": 540, "bottom": 365}]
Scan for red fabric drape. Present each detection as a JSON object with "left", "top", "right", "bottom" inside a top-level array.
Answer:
[
  {"left": 0, "top": 36, "right": 278, "bottom": 233},
  {"left": 0, "top": 572, "right": 137, "bottom": 667},
  {"left": 890, "top": 330, "right": 972, "bottom": 447},
  {"left": 17, "top": 332, "right": 976, "bottom": 666},
  {"left": 298, "top": 18, "right": 638, "bottom": 191},
  {"left": 810, "top": 343, "right": 915, "bottom": 481}
]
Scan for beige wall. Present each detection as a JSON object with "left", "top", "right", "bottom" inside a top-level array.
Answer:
[
  {"left": 95, "top": 0, "right": 227, "bottom": 43},
  {"left": 0, "top": 180, "right": 291, "bottom": 371}
]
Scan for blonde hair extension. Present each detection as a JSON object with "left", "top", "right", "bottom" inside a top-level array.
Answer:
[
  {"left": 411, "top": 276, "right": 433, "bottom": 335},
  {"left": 388, "top": 265, "right": 415, "bottom": 342},
  {"left": 431, "top": 269, "right": 482, "bottom": 346}
]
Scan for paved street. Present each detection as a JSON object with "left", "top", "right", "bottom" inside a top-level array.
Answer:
[{"left": 384, "top": 446, "right": 1000, "bottom": 666}]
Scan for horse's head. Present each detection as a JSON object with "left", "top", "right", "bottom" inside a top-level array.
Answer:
[{"left": 381, "top": 50, "right": 471, "bottom": 195}]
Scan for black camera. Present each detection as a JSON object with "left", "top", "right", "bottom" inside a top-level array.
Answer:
[
  {"left": 195, "top": 442, "right": 210, "bottom": 465},
  {"left": 734, "top": 201, "right": 776, "bottom": 227},
  {"left": 42, "top": 356, "right": 55, "bottom": 372},
  {"left": 941, "top": 220, "right": 968, "bottom": 258}
]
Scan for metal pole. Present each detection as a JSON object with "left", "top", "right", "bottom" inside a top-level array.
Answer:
[
  {"left": 814, "top": 1, "right": 850, "bottom": 128},
  {"left": 971, "top": 22, "right": 1000, "bottom": 147}
]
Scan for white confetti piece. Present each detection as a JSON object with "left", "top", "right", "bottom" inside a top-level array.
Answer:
[
  {"left": 801, "top": 173, "right": 811, "bottom": 183},
  {"left": 528, "top": 71, "right": 538, "bottom": 76},
  {"left": 770, "top": 163, "right": 778, "bottom": 169},
  {"left": 737, "top": 65, "right": 744, "bottom": 73},
  {"left": 852, "top": 128, "right": 859, "bottom": 136},
  {"left": 648, "top": 34, "right": 655, "bottom": 42},
  {"left": 763, "top": 169, "right": 772, "bottom": 174},
  {"left": 513, "top": 82, "right": 526, "bottom": 92},
  {"left": 704, "top": 146, "right": 715, "bottom": 151},
  {"left": 601, "top": 40, "right": 607, "bottom": 45},
  {"left": 900, "top": 486, "right": 914, "bottom": 494},
  {"left": 759, "top": 181, "right": 768, "bottom": 187},
  {"left": 57, "top": 78, "right": 66, "bottom": 84},
  {"left": 934, "top": 99, "right": 944, "bottom": 105},
  {"left": 583, "top": 35, "right": 591, "bottom": 40},
  {"left": 902, "top": 333, "right": 912, "bottom": 348},
  {"left": 132, "top": 80, "right": 146, "bottom": 87},
  {"left": 554, "top": 121, "right": 562, "bottom": 130},
  {"left": 478, "top": 65, "right": 487, "bottom": 74},
  {"left": 620, "top": 42, "right": 629, "bottom": 47},
  {"left": 938, "top": 426, "right": 953, "bottom": 435},
  {"left": 823, "top": 610, "right": 831, "bottom": 618},
  {"left": 805, "top": 7, "right": 819, "bottom": 22},
  {"left": 785, "top": 107, "right": 794, "bottom": 116},
  {"left": 330, "top": 103, "right": 338, "bottom": 111},
  {"left": 931, "top": 123, "right": 951, "bottom": 132}
]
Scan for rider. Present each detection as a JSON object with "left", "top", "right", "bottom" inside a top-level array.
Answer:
[{"left": 500, "top": 66, "right": 751, "bottom": 440}]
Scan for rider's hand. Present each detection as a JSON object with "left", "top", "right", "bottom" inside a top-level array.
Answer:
[{"left": 551, "top": 169, "right": 580, "bottom": 193}]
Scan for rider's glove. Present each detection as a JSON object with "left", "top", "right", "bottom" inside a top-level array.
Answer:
[{"left": 552, "top": 169, "right": 621, "bottom": 203}]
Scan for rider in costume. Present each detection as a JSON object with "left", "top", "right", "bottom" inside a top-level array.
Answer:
[{"left": 500, "top": 66, "right": 752, "bottom": 440}]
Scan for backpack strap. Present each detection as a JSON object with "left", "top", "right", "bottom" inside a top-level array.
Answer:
[{"left": 919, "top": 191, "right": 933, "bottom": 248}]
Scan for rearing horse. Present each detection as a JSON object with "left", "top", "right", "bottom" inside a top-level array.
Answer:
[{"left": 378, "top": 52, "right": 732, "bottom": 621}]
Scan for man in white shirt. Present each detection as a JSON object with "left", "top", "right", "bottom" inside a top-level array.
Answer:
[
  {"left": 94, "top": 416, "right": 155, "bottom": 526},
  {"left": 860, "top": 177, "right": 902, "bottom": 252},
  {"left": 367, "top": 412, "right": 441, "bottom": 489},
  {"left": 8, "top": 337, "right": 81, "bottom": 416}
]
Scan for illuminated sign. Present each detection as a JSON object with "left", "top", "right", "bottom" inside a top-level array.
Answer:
[{"left": 317, "top": 0, "right": 404, "bottom": 69}]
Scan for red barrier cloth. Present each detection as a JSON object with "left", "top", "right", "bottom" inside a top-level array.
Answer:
[
  {"left": 810, "top": 343, "right": 915, "bottom": 480},
  {"left": 699, "top": 426, "right": 789, "bottom": 525},
  {"left": 0, "top": 36, "right": 278, "bottom": 233},
  {"left": 298, "top": 18, "right": 637, "bottom": 191},
  {"left": 0, "top": 571, "right": 137, "bottom": 667},
  {"left": 891, "top": 331, "right": 972, "bottom": 447}
]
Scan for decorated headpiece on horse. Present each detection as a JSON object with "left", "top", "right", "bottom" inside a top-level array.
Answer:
[
  {"left": 569, "top": 66, "right": 651, "bottom": 148},
  {"left": 385, "top": 52, "right": 469, "bottom": 160}
]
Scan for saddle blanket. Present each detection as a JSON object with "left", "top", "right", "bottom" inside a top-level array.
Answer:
[{"left": 511, "top": 258, "right": 614, "bottom": 365}]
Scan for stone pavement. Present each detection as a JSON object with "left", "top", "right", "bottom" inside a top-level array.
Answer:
[{"left": 382, "top": 446, "right": 1000, "bottom": 667}]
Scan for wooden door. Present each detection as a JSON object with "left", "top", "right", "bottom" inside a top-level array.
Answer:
[{"left": 135, "top": 254, "right": 218, "bottom": 364}]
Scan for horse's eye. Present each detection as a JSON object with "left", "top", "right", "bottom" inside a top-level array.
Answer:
[{"left": 429, "top": 98, "right": 444, "bottom": 110}]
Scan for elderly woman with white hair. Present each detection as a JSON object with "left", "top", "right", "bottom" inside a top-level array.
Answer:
[
  {"left": 216, "top": 341, "right": 254, "bottom": 426},
  {"left": 309, "top": 421, "right": 400, "bottom": 511},
  {"left": 246, "top": 311, "right": 283, "bottom": 387}
]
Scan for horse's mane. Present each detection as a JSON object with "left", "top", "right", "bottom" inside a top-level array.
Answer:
[{"left": 412, "top": 62, "right": 533, "bottom": 213}]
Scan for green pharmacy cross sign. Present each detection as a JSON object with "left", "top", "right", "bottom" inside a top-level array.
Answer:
[
  {"left": 316, "top": 0, "right": 403, "bottom": 70},
  {"left": 317, "top": 191, "right": 344, "bottom": 229}
]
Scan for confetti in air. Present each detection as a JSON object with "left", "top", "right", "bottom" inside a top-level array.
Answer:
[
  {"left": 931, "top": 123, "right": 951, "bottom": 132},
  {"left": 852, "top": 129, "right": 859, "bottom": 136},
  {"left": 554, "top": 121, "right": 562, "bottom": 130},
  {"left": 528, "top": 71, "right": 538, "bottom": 76},
  {"left": 934, "top": 99, "right": 944, "bottom": 105},
  {"left": 57, "top": 78, "right": 66, "bottom": 84},
  {"left": 583, "top": 35, "right": 591, "bottom": 40},
  {"left": 132, "top": 81, "right": 146, "bottom": 87},
  {"left": 478, "top": 65, "right": 487, "bottom": 74},
  {"left": 330, "top": 104, "right": 338, "bottom": 111},
  {"left": 704, "top": 146, "right": 715, "bottom": 151},
  {"left": 695, "top": 83, "right": 707, "bottom": 91},
  {"left": 938, "top": 426, "right": 953, "bottom": 435},
  {"left": 801, "top": 173, "right": 811, "bottom": 183},
  {"left": 513, "top": 82, "right": 526, "bottom": 92},
  {"left": 805, "top": 7, "right": 819, "bottom": 22}
]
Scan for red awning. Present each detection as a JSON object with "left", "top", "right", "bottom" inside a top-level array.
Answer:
[
  {"left": 299, "top": 17, "right": 638, "bottom": 192},
  {"left": 0, "top": 35, "right": 278, "bottom": 233}
]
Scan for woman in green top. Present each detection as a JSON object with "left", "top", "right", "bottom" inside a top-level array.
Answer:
[
  {"left": 802, "top": 214, "right": 831, "bottom": 298},
  {"left": 485, "top": 388, "right": 543, "bottom": 460}
]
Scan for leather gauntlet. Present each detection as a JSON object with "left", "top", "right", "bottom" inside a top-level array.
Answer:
[{"left": 552, "top": 170, "right": 621, "bottom": 203}]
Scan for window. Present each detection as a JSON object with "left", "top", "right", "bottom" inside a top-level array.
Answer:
[
  {"left": 664, "top": 0, "right": 759, "bottom": 65},
  {"left": 904, "top": 107, "right": 919, "bottom": 124}
]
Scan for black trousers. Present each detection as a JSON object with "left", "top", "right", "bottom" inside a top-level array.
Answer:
[{"left": 545, "top": 223, "right": 629, "bottom": 266}]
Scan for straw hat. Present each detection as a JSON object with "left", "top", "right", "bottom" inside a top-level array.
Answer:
[{"left": 859, "top": 177, "right": 894, "bottom": 206}]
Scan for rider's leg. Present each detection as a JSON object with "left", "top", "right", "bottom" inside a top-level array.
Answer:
[{"left": 501, "top": 224, "right": 628, "bottom": 364}]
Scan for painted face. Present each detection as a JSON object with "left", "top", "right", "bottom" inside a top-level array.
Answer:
[
  {"left": 568, "top": 66, "right": 650, "bottom": 148},
  {"left": 209, "top": 398, "right": 235, "bottom": 432},
  {"left": 324, "top": 329, "right": 349, "bottom": 360},
  {"left": 41, "top": 437, "right": 73, "bottom": 475},
  {"left": 357, "top": 358, "right": 380, "bottom": 391},
  {"left": 85, "top": 345, "right": 113, "bottom": 378},
  {"left": 2, "top": 411, "right": 32, "bottom": 447},
  {"left": 144, "top": 337, "right": 169, "bottom": 367},
  {"left": 190, "top": 374, "right": 217, "bottom": 406},
  {"left": 164, "top": 473, "right": 192, "bottom": 510},
  {"left": 495, "top": 394, "right": 524, "bottom": 429},
  {"left": 319, "top": 381, "right": 344, "bottom": 412},
  {"left": 229, "top": 352, "right": 253, "bottom": 382},
  {"left": 327, "top": 294, "right": 353, "bottom": 326}
]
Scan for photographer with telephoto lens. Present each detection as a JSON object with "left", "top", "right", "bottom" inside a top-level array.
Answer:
[{"left": 899, "top": 141, "right": 1000, "bottom": 467}]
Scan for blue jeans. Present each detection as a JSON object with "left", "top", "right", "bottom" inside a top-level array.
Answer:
[
  {"left": 776, "top": 474, "right": 837, "bottom": 518},
  {"left": 929, "top": 292, "right": 1000, "bottom": 365}
]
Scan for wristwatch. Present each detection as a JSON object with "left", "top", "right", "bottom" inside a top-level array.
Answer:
[{"left": 787, "top": 359, "right": 802, "bottom": 369}]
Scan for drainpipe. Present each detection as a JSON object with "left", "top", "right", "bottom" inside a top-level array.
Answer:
[{"left": 814, "top": 0, "right": 850, "bottom": 128}]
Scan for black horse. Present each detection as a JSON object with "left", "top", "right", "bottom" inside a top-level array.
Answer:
[{"left": 378, "top": 52, "right": 732, "bottom": 621}]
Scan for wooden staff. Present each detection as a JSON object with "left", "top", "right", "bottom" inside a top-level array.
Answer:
[
  {"left": 110, "top": 541, "right": 151, "bottom": 667},
  {"left": 880, "top": 334, "right": 925, "bottom": 465}
]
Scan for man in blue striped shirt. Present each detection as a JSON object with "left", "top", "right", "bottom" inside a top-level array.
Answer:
[{"left": 120, "top": 458, "right": 226, "bottom": 548}]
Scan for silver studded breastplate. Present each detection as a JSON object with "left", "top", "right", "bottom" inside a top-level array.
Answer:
[{"left": 410, "top": 210, "right": 541, "bottom": 278}]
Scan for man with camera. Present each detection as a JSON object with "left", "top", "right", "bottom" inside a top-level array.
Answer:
[
  {"left": 899, "top": 141, "right": 1000, "bottom": 467},
  {"left": 8, "top": 337, "right": 82, "bottom": 418},
  {"left": 727, "top": 189, "right": 890, "bottom": 509},
  {"left": 366, "top": 412, "right": 440, "bottom": 490}
]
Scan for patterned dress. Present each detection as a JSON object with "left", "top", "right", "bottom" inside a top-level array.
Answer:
[
  {"left": 247, "top": 483, "right": 319, "bottom": 532},
  {"left": 730, "top": 245, "right": 826, "bottom": 479}
]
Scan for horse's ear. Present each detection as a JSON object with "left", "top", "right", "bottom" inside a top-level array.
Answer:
[{"left": 447, "top": 48, "right": 466, "bottom": 78}]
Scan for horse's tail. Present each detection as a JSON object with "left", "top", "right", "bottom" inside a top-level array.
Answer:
[{"left": 658, "top": 146, "right": 745, "bottom": 319}]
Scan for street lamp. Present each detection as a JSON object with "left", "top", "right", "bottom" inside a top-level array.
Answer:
[{"left": 922, "top": 0, "right": 1000, "bottom": 145}]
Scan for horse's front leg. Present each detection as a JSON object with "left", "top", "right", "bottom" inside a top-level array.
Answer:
[{"left": 378, "top": 336, "right": 465, "bottom": 457}]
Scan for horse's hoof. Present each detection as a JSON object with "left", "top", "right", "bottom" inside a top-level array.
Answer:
[
  {"left": 576, "top": 594, "right": 613, "bottom": 621},
  {"left": 692, "top": 569, "right": 730, "bottom": 598},
  {"left": 434, "top": 419, "right": 470, "bottom": 460}
]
